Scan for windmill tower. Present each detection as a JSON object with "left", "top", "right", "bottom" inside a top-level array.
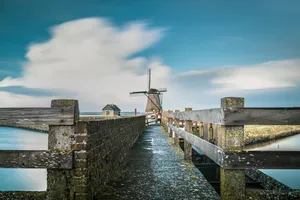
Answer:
[{"left": 130, "top": 69, "right": 167, "bottom": 113}]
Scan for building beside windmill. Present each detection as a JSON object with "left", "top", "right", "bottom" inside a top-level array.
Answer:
[{"left": 102, "top": 104, "right": 121, "bottom": 117}]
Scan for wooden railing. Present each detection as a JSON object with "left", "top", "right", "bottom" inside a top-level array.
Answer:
[
  {"left": 162, "top": 97, "right": 300, "bottom": 200},
  {"left": 0, "top": 99, "right": 79, "bottom": 200}
]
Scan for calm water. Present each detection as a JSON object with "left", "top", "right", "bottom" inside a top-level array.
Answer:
[
  {"left": 248, "top": 134, "right": 300, "bottom": 189},
  {"left": 0, "top": 127, "right": 300, "bottom": 191},
  {"left": 0, "top": 127, "right": 47, "bottom": 191}
]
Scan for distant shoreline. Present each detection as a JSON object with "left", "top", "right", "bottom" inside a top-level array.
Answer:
[
  {"left": 244, "top": 125, "right": 300, "bottom": 146},
  {"left": 0, "top": 123, "right": 48, "bottom": 133}
]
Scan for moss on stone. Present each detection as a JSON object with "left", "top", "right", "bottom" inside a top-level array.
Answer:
[
  {"left": 62, "top": 132, "right": 69, "bottom": 136},
  {"left": 221, "top": 168, "right": 245, "bottom": 200}
]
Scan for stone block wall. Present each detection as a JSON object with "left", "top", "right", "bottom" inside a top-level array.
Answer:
[{"left": 73, "top": 115, "right": 145, "bottom": 200}]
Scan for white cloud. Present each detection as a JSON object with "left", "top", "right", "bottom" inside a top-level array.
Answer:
[
  {"left": 174, "top": 59, "right": 300, "bottom": 94},
  {"left": 162, "top": 59, "right": 300, "bottom": 110},
  {"left": 210, "top": 59, "right": 300, "bottom": 93},
  {"left": 0, "top": 17, "right": 299, "bottom": 111},
  {"left": 0, "top": 18, "right": 170, "bottom": 111},
  {"left": 0, "top": 91, "right": 53, "bottom": 107}
]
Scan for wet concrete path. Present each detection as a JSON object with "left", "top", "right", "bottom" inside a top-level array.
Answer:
[{"left": 99, "top": 125, "right": 220, "bottom": 200}]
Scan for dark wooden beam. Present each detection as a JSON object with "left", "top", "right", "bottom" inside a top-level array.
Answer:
[
  {"left": 224, "top": 151, "right": 300, "bottom": 169},
  {"left": 0, "top": 107, "right": 75, "bottom": 125},
  {"left": 224, "top": 107, "right": 300, "bottom": 125},
  {"left": 0, "top": 150, "right": 73, "bottom": 169},
  {"left": 164, "top": 107, "right": 300, "bottom": 125}
]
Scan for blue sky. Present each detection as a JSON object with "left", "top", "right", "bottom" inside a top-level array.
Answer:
[{"left": 0, "top": 0, "right": 300, "bottom": 111}]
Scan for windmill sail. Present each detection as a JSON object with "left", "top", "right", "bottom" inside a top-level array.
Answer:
[{"left": 129, "top": 68, "right": 167, "bottom": 113}]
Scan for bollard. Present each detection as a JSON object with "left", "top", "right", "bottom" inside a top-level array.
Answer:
[
  {"left": 184, "top": 108, "right": 193, "bottom": 161},
  {"left": 47, "top": 99, "right": 79, "bottom": 200},
  {"left": 220, "top": 97, "right": 245, "bottom": 200}
]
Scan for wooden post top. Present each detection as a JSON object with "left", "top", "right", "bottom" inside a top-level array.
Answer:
[
  {"left": 51, "top": 99, "right": 79, "bottom": 121},
  {"left": 221, "top": 97, "right": 244, "bottom": 109},
  {"left": 185, "top": 108, "right": 192, "bottom": 111}
]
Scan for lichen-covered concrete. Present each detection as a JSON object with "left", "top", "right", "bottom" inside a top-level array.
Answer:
[{"left": 98, "top": 125, "right": 220, "bottom": 200}]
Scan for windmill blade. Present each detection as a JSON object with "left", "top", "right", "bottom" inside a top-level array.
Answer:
[
  {"left": 130, "top": 91, "right": 148, "bottom": 94},
  {"left": 148, "top": 68, "right": 151, "bottom": 91},
  {"left": 157, "top": 88, "right": 167, "bottom": 92},
  {"left": 130, "top": 91, "right": 148, "bottom": 97}
]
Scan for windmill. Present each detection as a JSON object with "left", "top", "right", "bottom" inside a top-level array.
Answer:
[{"left": 130, "top": 68, "right": 167, "bottom": 113}]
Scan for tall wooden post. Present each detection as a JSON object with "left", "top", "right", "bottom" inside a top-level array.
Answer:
[
  {"left": 199, "top": 122, "right": 204, "bottom": 138},
  {"left": 220, "top": 97, "right": 245, "bottom": 200},
  {"left": 208, "top": 123, "right": 214, "bottom": 143},
  {"left": 168, "top": 111, "right": 173, "bottom": 137},
  {"left": 173, "top": 110, "right": 180, "bottom": 138},
  {"left": 47, "top": 99, "right": 79, "bottom": 200},
  {"left": 203, "top": 123, "right": 209, "bottom": 141},
  {"left": 184, "top": 108, "right": 193, "bottom": 160},
  {"left": 174, "top": 118, "right": 180, "bottom": 145}
]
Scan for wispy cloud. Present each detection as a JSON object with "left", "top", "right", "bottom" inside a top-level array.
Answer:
[
  {"left": 174, "top": 59, "right": 300, "bottom": 94},
  {"left": 0, "top": 18, "right": 299, "bottom": 111},
  {"left": 162, "top": 59, "right": 300, "bottom": 110},
  {"left": 0, "top": 18, "right": 170, "bottom": 111}
]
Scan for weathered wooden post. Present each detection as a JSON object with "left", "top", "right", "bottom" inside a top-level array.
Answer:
[
  {"left": 174, "top": 118, "right": 180, "bottom": 146},
  {"left": 168, "top": 110, "right": 173, "bottom": 137},
  {"left": 47, "top": 99, "right": 79, "bottom": 200},
  {"left": 173, "top": 110, "right": 180, "bottom": 138},
  {"left": 208, "top": 123, "right": 214, "bottom": 143},
  {"left": 220, "top": 97, "right": 245, "bottom": 200},
  {"left": 203, "top": 123, "right": 208, "bottom": 141},
  {"left": 184, "top": 108, "right": 193, "bottom": 160},
  {"left": 199, "top": 122, "right": 204, "bottom": 138}
]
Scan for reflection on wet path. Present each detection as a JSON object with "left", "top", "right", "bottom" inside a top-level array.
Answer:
[{"left": 99, "top": 125, "right": 219, "bottom": 200}]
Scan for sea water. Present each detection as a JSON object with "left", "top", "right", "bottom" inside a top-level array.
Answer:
[
  {"left": 249, "top": 134, "right": 300, "bottom": 189},
  {"left": 0, "top": 127, "right": 47, "bottom": 191},
  {"left": 1, "top": 127, "right": 299, "bottom": 191}
]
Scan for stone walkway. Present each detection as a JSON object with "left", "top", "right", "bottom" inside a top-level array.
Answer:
[{"left": 98, "top": 125, "right": 220, "bottom": 200}]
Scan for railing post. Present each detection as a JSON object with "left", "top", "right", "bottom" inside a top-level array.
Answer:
[
  {"left": 47, "top": 99, "right": 79, "bottom": 200},
  {"left": 168, "top": 110, "right": 173, "bottom": 137},
  {"left": 208, "top": 123, "right": 214, "bottom": 143},
  {"left": 199, "top": 122, "right": 204, "bottom": 138},
  {"left": 220, "top": 97, "right": 245, "bottom": 200},
  {"left": 203, "top": 123, "right": 209, "bottom": 141},
  {"left": 204, "top": 123, "right": 214, "bottom": 143},
  {"left": 173, "top": 110, "right": 180, "bottom": 138},
  {"left": 174, "top": 119, "right": 180, "bottom": 146},
  {"left": 184, "top": 108, "right": 193, "bottom": 161}
]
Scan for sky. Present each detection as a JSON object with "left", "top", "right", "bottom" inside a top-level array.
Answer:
[{"left": 0, "top": 0, "right": 300, "bottom": 111}]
